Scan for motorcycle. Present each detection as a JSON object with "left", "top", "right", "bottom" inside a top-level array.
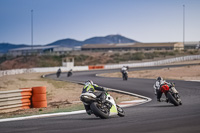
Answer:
[
  {"left": 56, "top": 71, "right": 61, "bottom": 78},
  {"left": 67, "top": 71, "right": 73, "bottom": 77},
  {"left": 122, "top": 71, "right": 128, "bottom": 80},
  {"left": 56, "top": 68, "right": 61, "bottom": 78},
  {"left": 80, "top": 92, "right": 125, "bottom": 119},
  {"left": 160, "top": 83, "right": 182, "bottom": 106}
]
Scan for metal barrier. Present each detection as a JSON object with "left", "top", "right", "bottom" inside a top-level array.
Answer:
[
  {"left": 0, "top": 89, "right": 32, "bottom": 113},
  {"left": 0, "top": 66, "right": 89, "bottom": 77},
  {"left": 0, "top": 87, "right": 47, "bottom": 113},
  {"left": 105, "top": 55, "right": 200, "bottom": 69}
]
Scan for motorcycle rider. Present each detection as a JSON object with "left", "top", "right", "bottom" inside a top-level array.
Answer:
[
  {"left": 121, "top": 66, "right": 128, "bottom": 72},
  {"left": 56, "top": 68, "right": 62, "bottom": 78},
  {"left": 82, "top": 80, "right": 107, "bottom": 115},
  {"left": 67, "top": 69, "right": 73, "bottom": 77},
  {"left": 121, "top": 66, "right": 128, "bottom": 80},
  {"left": 153, "top": 77, "right": 172, "bottom": 102}
]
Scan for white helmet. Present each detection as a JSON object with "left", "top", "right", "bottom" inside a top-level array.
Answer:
[{"left": 85, "top": 80, "right": 93, "bottom": 86}]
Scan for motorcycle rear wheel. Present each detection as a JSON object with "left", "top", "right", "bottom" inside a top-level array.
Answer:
[
  {"left": 90, "top": 102, "right": 109, "bottom": 119},
  {"left": 167, "top": 92, "right": 179, "bottom": 106},
  {"left": 123, "top": 74, "right": 128, "bottom": 80}
]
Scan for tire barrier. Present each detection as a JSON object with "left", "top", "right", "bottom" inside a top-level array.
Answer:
[
  {"left": 31, "top": 86, "right": 47, "bottom": 108},
  {"left": 32, "top": 101, "right": 47, "bottom": 108},
  {"left": 0, "top": 89, "right": 32, "bottom": 113},
  {"left": 0, "top": 86, "right": 48, "bottom": 113},
  {"left": 32, "top": 94, "right": 47, "bottom": 102}
]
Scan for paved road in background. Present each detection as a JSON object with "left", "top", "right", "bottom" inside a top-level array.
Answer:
[{"left": 1, "top": 64, "right": 200, "bottom": 133}]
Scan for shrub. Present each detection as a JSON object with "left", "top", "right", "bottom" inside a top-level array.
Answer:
[{"left": 131, "top": 52, "right": 145, "bottom": 60}]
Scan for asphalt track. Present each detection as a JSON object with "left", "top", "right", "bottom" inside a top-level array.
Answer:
[{"left": 1, "top": 64, "right": 200, "bottom": 133}]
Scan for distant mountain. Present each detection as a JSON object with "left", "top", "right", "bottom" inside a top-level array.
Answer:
[
  {"left": 0, "top": 43, "right": 30, "bottom": 53},
  {"left": 83, "top": 35, "right": 138, "bottom": 44},
  {"left": 47, "top": 35, "right": 138, "bottom": 47},
  {"left": 47, "top": 38, "right": 82, "bottom": 47},
  {"left": 0, "top": 35, "right": 139, "bottom": 53}
]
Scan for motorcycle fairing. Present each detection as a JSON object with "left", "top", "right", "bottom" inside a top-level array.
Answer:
[{"left": 106, "top": 94, "right": 118, "bottom": 116}]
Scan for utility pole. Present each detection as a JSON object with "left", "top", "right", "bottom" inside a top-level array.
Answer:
[
  {"left": 31, "top": 9, "right": 33, "bottom": 52},
  {"left": 183, "top": 5, "right": 185, "bottom": 46}
]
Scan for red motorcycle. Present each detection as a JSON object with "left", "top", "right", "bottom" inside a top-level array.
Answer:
[{"left": 160, "top": 83, "right": 182, "bottom": 106}]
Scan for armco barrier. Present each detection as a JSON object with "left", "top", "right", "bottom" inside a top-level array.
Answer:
[
  {"left": 0, "top": 66, "right": 89, "bottom": 77},
  {"left": 0, "top": 89, "right": 32, "bottom": 113},
  {"left": 105, "top": 55, "right": 200, "bottom": 69},
  {"left": 0, "top": 86, "right": 48, "bottom": 113}
]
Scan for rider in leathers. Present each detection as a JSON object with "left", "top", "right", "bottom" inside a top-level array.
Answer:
[
  {"left": 121, "top": 66, "right": 128, "bottom": 79},
  {"left": 82, "top": 80, "right": 107, "bottom": 115},
  {"left": 153, "top": 77, "right": 174, "bottom": 102},
  {"left": 56, "top": 68, "right": 62, "bottom": 78}
]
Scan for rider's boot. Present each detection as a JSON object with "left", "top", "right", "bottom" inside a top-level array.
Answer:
[
  {"left": 157, "top": 99, "right": 161, "bottom": 102},
  {"left": 165, "top": 98, "right": 169, "bottom": 103},
  {"left": 86, "top": 110, "right": 92, "bottom": 115}
]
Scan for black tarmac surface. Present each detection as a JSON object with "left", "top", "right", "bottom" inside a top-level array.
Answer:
[{"left": 0, "top": 64, "right": 200, "bottom": 133}]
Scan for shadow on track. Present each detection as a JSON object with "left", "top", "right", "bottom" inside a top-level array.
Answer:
[{"left": 150, "top": 105, "right": 178, "bottom": 108}]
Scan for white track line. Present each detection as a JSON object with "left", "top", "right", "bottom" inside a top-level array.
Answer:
[{"left": 0, "top": 110, "right": 86, "bottom": 123}]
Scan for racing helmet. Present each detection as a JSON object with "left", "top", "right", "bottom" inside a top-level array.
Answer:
[
  {"left": 85, "top": 80, "right": 93, "bottom": 86},
  {"left": 156, "top": 77, "right": 163, "bottom": 81}
]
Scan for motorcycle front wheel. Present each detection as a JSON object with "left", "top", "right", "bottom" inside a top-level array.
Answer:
[
  {"left": 116, "top": 105, "right": 125, "bottom": 117},
  {"left": 167, "top": 92, "right": 179, "bottom": 106},
  {"left": 90, "top": 102, "right": 109, "bottom": 119}
]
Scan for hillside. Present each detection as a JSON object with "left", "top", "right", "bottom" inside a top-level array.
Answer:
[
  {"left": 0, "top": 35, "right": 138, "bottom": 53},
  {"left": 47, "top": 34, "right": 138, "bottom": 47},
  {"left": 47, "top": 39, "right": 82, "bottom": 47},
  {"left": 0, "top": 43, "right": 30, "bottom": 53},
  {"left": 83, "top": 35, "right": 138, "bottom": 44}
]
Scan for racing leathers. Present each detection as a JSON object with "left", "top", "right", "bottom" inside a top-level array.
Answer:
[
  {"left": 121, "top": 66, "right": 128, "bottom": 73},
  {"left": 121, "top": 66, "right": 128, "bottom": 80},
  {"left": 56, "top": 68, "right": 61, "bottom": 78},
  {"left": 82, "top": 84, "right": 107, "bottom": 115},
  {"left": 153, "top": 80, "right": 172, "bottom": 102}
]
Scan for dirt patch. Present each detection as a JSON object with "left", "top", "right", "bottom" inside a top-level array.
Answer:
[{"left": 0, "top": 72, "right": 138, "bottom": 119}]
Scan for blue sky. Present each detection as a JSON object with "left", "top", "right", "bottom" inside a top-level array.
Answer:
[{"left": 0, "top": 0, "right": 199, "bottom": 45}]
